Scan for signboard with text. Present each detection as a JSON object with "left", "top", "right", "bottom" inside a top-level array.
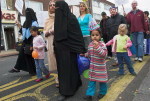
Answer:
[{"left": 2, "top": 11, "right": 18, "bottom": 23}]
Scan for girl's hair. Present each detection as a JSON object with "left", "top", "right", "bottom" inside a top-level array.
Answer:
[
  {"left": 90, "top": 28, "right": 102, "bottom": 37},
  {"left": 79, "top": 2, "right": 89, "bottom": 15},
  {"left": 118, "top": 24, "right": 128, "bottom": 35},
  {"left": 30, "top": 26, "right": 41, "bottom": 35}
]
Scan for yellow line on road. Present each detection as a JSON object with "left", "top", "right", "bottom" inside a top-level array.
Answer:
[
  {"left": 100, "top": 56, "right": 150, "bottom": 101},
  {"left": 0, "top": 74, "right": 57, "bottom": 101},
  {"left": 0, "top": 78, "right": 21, "bottom": 89},
  {"left": 0, "top": 77, "right": 36, "bottom": 92}
]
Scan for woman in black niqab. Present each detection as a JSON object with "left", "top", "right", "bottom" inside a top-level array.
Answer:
[
  {"left": 54, "top": 1, "right": 86, "bottom": 101},
  {"left": 9, "top": 8, "right": 37, "bottom": 75}
]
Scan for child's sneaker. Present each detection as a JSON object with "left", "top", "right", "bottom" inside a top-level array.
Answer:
[
  {"left": 138, "top": 58, "right": 143, "bottom": 62},
  {"left": 45, "top": 73, "right": 51, "bottom": 79},
  {"left": 35, "top": 78, "right": 43, "bottom": 82},
  {"left": 97, "top": 94, "right": 105, "bottom": 99},
  {"left": 134, "top": 57, "right": 138, "bottom": 61},
  {"left": 83, "top": 96, "right": 92, "bottom": 101}
]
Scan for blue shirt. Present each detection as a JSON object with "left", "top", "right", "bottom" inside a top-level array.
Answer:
[{"left": 78, "top": 14, "right": 92, "bottom": 37}]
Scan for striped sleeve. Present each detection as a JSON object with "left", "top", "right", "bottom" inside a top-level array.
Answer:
[{"left": 95, "top": 43, "right": 107, "bottom": 57}]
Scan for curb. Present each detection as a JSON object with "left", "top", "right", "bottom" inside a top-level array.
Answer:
[{"left": 0, "top": 52, "right": 19, "bottom": 58}]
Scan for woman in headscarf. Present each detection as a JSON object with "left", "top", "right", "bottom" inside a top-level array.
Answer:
[
  {"left": 9, "top": 8, "right": 38, "bottom": 75},
  {"left": 43, "top": 0, "right": 59, "bottom": 87},
  {"left": 54, "top": 1, "right": 86, "bottom": 101}
]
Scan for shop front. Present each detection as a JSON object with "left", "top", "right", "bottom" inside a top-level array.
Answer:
[{"left": 1, "top": 10, "right": 18, "bottom": 51}]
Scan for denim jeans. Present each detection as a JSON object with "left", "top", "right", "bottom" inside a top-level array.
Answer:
[
  {"left": 132, "top": 32, "right": 144, "bottom": 57},
  {"left": 86, "top": 81, "right": 107, "bottom": 96},
  {"left": 116, "top": 52, "right": 135, "bottom": 74},
  {"left": 34, "top": 59, "right": 49, "bottom": 79}
]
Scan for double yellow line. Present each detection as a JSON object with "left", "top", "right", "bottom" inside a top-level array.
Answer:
[
  {"left": 0, "top": 74, "right": 57, "bottom": 101},
  {"left": 101, "top": 56, "right": 150, "bottom": 101}
]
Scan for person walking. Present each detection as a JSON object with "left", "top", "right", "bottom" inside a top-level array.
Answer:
[
  {"left": 78, "top": 2, "right": 93, "bottom": 50},
  {"left": 106, "top": 6, "right": 126, "bottom": 66},
  {"left": 84, "top": 29, "right": 108, "bottom": 101},
  {"left": 43, "top": 0, "right": 59, "bottom": 87},
  {"left": 106, "top": 24, "right": 136, "bottom": 76},
  {"left": 30, "top": 26, "right": 50, "bottom": 82},
  {"left": 144, "top": 11, "right": 150, "bottom": 55},
  {"left": 124, "top": 0, "right": 147, "bottom": 62},
  {"left": 54, "top": 1, "right": 86, "bottom": 101},
  {"left": 100, "top": 12, "right": 111, "bottom": 58},
  {"left": 9, "top": 8, "right": 38, "bottom": 75}
]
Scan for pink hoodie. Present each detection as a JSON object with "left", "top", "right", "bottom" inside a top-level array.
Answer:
[{"left": 106, "top": 35, "right": 133, "bottom": 56}]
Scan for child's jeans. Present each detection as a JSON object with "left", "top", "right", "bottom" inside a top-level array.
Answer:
[
  {"left": 116, "top": 52, "right": 135, "bottom": 74},
  {"left": 34, "top": 59, "right": 49, "bottom": 79},
  {"left": 86, "top": 81, "right": 107, "bottom": 96}
]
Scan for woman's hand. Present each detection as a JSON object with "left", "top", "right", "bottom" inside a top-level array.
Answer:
[
  {"left": 49, "top": 30, "right": 54, "bottom": 35},
  {"left": 45, "top": 32, "right": 50, "bottom": 37}
]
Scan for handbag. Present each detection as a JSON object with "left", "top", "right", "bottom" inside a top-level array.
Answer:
[
  {"left": 15, "top": 41, "right": 23, "bottom": 51},
  {"left": 77, "top": 55, "right": 90, "bottom": 75},
  {"left": 129, "top": 44, "right": 136, "bottom": 55},
  {"left": 24, "top": 44, "right": 32, "bottom": 55}
]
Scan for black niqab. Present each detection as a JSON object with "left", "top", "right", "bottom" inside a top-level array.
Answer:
[
  {"left": 23, "top": 8, "right": 37, "bottom": 28},
  {"left": 54, "top": 1, "right": 86, "bottom": 53}
]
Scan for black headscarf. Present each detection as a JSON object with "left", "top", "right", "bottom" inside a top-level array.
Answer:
[
  {"left": 54, "top": 1, "right": 86, "bottom": 53},
  {"left": 23, "top": 8, "right": 37, "bottom": 28}
]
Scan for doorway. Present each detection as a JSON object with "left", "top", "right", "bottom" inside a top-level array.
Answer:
[{"left": 4, "top": 26, "right": 16, "bottom": 50}]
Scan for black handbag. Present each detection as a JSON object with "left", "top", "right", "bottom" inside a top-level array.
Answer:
[
  {"left": 24, "top": 44, "right": 32, "bottom": 55},
  {"left": 15, "top": 41, "right": 23, "bottom": 51}
]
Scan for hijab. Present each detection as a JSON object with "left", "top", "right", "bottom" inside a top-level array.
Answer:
[
  {"left": 54, "top": 1, "right": 86, "bottom": 53},
  {"left": 44, "top": 1, "right": 55, "bottom": 32},
  {"left": 23, "top": 8, "right": 37, "bottom": 28}
]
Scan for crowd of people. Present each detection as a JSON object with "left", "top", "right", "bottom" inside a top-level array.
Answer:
[{"left": 8, "top": 0, "right": 150, "bottom": 101}]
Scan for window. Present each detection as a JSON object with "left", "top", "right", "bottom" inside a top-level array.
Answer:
[
  {"left": 104, "top": 4, "right": 110, "bottom": 10},
  {"left": 25, "top": 1, "right": 43, "bottom": 12},
  {"left": 1, "top": 0, "right": 7, "bottom": 10}
]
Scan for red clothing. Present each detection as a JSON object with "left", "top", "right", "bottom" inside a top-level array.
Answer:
[
  {"left": 126, "top": 9, "right": 147, "bottom": 33},
  {"left": 145, "top": 18, "right": 150, "bottom": 32}
]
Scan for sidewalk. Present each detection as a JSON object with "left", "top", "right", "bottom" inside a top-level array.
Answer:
[{"left": 0, "top": 49, "right": 18, "bottom": 58}]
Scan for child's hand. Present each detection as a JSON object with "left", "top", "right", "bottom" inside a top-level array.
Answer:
[
  {"left": 123, "top": 46, "right": 127, "bottom": 49},
  {"left": 33, "top": 47, "right": 38, "bottom": 49},
  {"left": 93, "top": 41, "right": 99, "bottom": 48},
  {"left": 80, "top": 54, "right": 85, "bottom": 56}
]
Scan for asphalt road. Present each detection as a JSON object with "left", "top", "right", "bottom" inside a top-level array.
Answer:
[{"left": 0, "top": 55, "right": 150, "bottom": 101}]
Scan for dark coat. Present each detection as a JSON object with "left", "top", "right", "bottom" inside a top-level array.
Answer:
[{"left": 106, "top": 14, "right": 127, "bottom": 40}]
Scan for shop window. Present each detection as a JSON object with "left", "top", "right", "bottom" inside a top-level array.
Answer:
[
  {"left": 25, "top": 1, "right": 43, "bottom": 12},
  {"left": 1, "top": 0, "right": 7, "bottom": 10}
]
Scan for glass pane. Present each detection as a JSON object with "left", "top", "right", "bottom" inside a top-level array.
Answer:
[{"left": 1, "top": 0, "right": 7, "bottom": 10}]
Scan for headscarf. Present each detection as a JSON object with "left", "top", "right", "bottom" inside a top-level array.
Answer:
[
  {"left": 54, "top": 1, "right": 86, "bottom": 53},
  {"left": 43, "top": 1, "right": 55, "bottom": 33},
  {"left": 23, "top": 8, "right": 37, "bottom": 28},
  {"left": 22, "top": 8, "right": 38, "bottom": 40}
]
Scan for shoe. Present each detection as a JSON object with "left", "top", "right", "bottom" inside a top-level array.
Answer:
[
  {"left": 35, "top": 78, "right": 43, "bottom": 82},
  {"left": 9, "top": 69, "right": 20, "bottom": 73},
  {"left": 138, "top": 58, "right": 143, "bottom": 62},
  {"left": 112, "top": 62, "right": 119, "bottom": 66},
  {"left": 134, "top": 57, "right": 138, "bottom": 61},
  {"left": 45, "top": 73, "right": 51, "bottom": 78},
  {"left": 97, "top": 94, "right": 105, "bottom": 99},
  {"left": 57, "top": 95, "right": 67, "bottom": 101},
  {"left": 83, "top": 96, "right": 92, "bottom": 101},
  {"left": 131, "top": 72, "right": 137, "bottom": 76}
]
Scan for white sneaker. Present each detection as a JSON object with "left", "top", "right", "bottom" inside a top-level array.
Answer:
[
  {"left": 138, "top": 58, "right": 143, "bottom": 62},
  {"left": 134, "top": 57, "right": 138, "bottom": 61}
]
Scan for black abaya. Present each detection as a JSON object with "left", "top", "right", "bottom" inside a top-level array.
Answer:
[
  {"left": 14, "top": 36, "right": 36, "bottom": 74},
  {"left": 54, "top": 1, "right": 85, "bottom": 96}
]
